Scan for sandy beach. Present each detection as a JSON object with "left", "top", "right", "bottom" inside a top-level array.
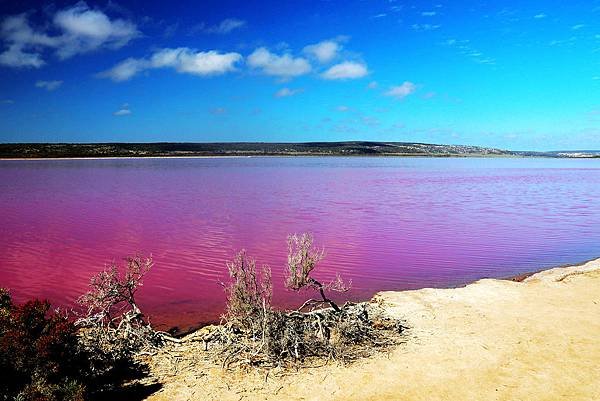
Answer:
[{"left": 143, "top": 258, "right": 600, "bottom": 401}]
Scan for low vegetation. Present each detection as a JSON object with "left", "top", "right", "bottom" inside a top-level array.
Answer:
[
  {"left": 1, "top": 235, "right": 405, "bottom": 398},
  {"left": 0, "top": 141, "right": 512, "bottom": 159},
  {"left": 0, "top": 288, "right": 88, "bottom": 400},
  {"left": 75, "top": 256, "right": 162, "bottom": 364},
  {"left": 0, "top": 256, "right": 161, "bottom": 401},
  {"left": 210, "top": 233, "right": 404, "bottom": 368}
]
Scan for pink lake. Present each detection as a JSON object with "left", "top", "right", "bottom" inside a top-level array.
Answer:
[{"left": 1, "top": 156, "right": 600, "bottom": 331}]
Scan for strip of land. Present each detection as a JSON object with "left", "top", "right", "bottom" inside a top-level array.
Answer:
[
  {"left": 0, "top": 141, "right": 510, "bottom": 158},
  {"left": 143, "top": 258, "right": 600, "bottom": 401},
  {"left": 2, "top": 142, "right": 598, "bottom": 159}
]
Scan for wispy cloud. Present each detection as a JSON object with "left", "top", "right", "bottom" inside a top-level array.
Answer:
[
  {"left": 385, "top": 82, "right": 416, "bottom": 99},
  {"left": 572, "top": 24, "right": 585, "bottom": 30},
  {"left": 203, "top": 18, "right": 246, "bottom": 34},
  {"left": 412, "top": 24, "right": 441, "bottom": 31},
  {"left": 35, "top": 80, "right": 63, "bottom": 91},
  {"left": 274, "top": 87, "right": 303, "bottom": 98},
  {"left": 99, "top": 48, "right": 242, "bottom": 81},
  {"left": 367, "top": 81, "right": 378, "bottom": 89},
  {"left": 321, "top": 61, "right": 368, "bottom": 80},
  {"left": 113, "top": 103, "right": 131, "bottom": 116},
  {"left": 0, "top": 3, "right": 139, "bottom": 68},
  {"left": 336, "top": 105, "right": 349, "bottom": 112},
  {"left": 444, "top": 38, "right": 495, "bottom": 65},
  {"left": 1, "top": 99, "right": 14, "bottom": 104},
  {"left": 534, "top": 13, "right": 547, "bottom": 19},
  {"left": 422, "top": 11, "right": 437, "bottom": 17},
  {"left": 247, "top": 47, "right": 311, "bottom": 78},
  {"left": 549, "top": 37, "right": 577, "bottom": 47}
]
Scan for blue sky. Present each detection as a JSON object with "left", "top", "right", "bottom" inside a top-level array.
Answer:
[{"left": 0, "top": 0, "right": 598, "bottom": 150}]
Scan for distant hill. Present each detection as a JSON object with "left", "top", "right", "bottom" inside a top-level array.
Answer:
[
  {"left": 512, "top": 150, "right": 600, "bottom": 158},
  {"left": 0, "top": 141, "right": 512, "bottom": 158},
  {"left": 0, "top": 142, "right": 597, "bottom": 159}
]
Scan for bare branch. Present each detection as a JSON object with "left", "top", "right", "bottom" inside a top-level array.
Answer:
[{"left": 285, "top": 233, "right": 350, "bottom": 312}]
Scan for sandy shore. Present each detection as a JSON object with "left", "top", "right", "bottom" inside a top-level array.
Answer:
[{"left": 144, "top": 258, "right": 600, "bottom": 401}]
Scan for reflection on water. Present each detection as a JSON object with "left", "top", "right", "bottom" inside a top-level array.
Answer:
[{"left": 1, "top": 157, "right": 600, "bottom": 330}]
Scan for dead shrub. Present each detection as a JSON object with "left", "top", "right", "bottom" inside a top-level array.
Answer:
[
  {"left": 223, "top": 250, "right": 272, "bottom": 337},
  {"left": 211, "top": 233, "right": 405, "bottom": 368},
  {"left": 286, "top": 233, "right": 351, "bottom": 312},
  {"left": 76, "top": 255, "right": 162, "bottom": 370}
]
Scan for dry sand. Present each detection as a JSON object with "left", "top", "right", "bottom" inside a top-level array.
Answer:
[{"left": 144, "top": 258, "right": 600, "bottom": 401}]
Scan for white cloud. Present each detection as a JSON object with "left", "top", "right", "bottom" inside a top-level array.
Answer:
[
  {"left": 274, "top": 87, "right": 303, "bottom": 97},
  {"left": 303, "top": 40, "right": 341, "bottom": 63},
  {"left": 412, "top": 24, "right": 441, "bottom": 31},
  {"left": 367, "top": 81, "right": 378, "bottom": 89},
  {"left": 53, "top": 2, "right": 139, "bottom": 59},
  {"left": 385, "top": 82, "right": 417, "bottom": 99},
  {"left": 99, "top": 57, "right": 146, "bottom": 81},
  {"left": 204, "top": 18, "right": 246, "bottom": 34},
  {"left": 0, "top": 43, "right": 45, "bottom": 68},
  {"left": 0, "top": 15, "right": 58, "bottom": 68},
  {"left": 422, "top": 11, "right": 437, "bottom": 16},
  {"left": 336, "top": 105, "right": 349, "bottom": 112},
  {"left": 534, "top": 13, "right": 547, "bottom": 19},
  {"left": 35, "top": 80, "right": 63, "bottom": 91},
  {"left": 321, "top": 61, "right": 368, "bottom": 80},
  {"left": 443, "top": 38, "right": 495, "bottom": 65},
  {"left": 99, "top": 48, "right": 242, "bottom": 81},
  {"left": 247, "top": 47, "right": 311, "bottom": 78},
  {"left": 572, "top": 24, "right": 585, "bottom": 30},
  {"left": 0, "top": 3, "right": 139, "bottom": 68},
  {"left": 113, "top": 103, "right": 131, "bottom": 116},
  {"left": 150, "top": 48, "right": 242, "bottom": 75}
]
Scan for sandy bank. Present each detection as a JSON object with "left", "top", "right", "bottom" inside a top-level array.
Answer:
[{"left": 144, "top": 259, "right": 600, "bottom": 401}]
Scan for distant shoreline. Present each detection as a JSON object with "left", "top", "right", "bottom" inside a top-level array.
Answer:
[
  {"left": 3, "top": 141, "right": 593, "bottom": 159},
  {"left": 0, "top": 141, "right": 588, "bottom": 160},
  {"left": 0, "top": 154, "right": 526, "bottom": 161}
]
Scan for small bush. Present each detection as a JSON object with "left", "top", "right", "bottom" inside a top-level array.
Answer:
[
  {"left": 76, "top": 255, "right": 159, "bottom": 365},
  {"left": 223, "top": 250, "right": 272, "bottom": 337},
  {"left": 0, "top": 256, "right": 162, "bottom": 400},
  {"left": 213, "top": 234, "right": 403, "bottom": 368},
  {"left": 0, "top": 289, "right": 87, "bottom": 401}
]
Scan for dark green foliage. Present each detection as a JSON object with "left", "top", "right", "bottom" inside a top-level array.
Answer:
[
  {"left": 0, "top": 290, "right": 86, "bottom": 401},
  {"left": 0, "top": 289, "right": 154, "bottom": 401}
]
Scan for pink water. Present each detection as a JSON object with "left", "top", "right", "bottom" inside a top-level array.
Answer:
[{"left": 1, "top": 157, "right": 600, "bottom": 331}]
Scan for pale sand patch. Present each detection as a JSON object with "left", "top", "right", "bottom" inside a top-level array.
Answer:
[{"left": 145, "top": 259, "right": 600, "bottom": 401}]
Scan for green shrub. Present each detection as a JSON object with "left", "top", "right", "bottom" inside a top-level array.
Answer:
[{"left": 0, "top": 289, "right": 87, "bottom": 401}]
